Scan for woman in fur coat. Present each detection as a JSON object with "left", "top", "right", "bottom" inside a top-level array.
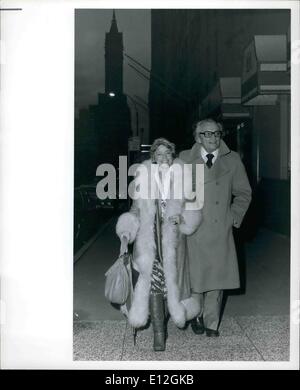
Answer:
[{"left": 116, "top": 138, "right": 202, "bottom": 351}]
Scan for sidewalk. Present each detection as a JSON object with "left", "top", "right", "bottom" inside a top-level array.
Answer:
[
  {"left": 74, "top": 218, "right": 290, "bottom": 361},
  {"left": 74, "top": 216, "right": 123, "bottom": 321},
  {"left": 74, "top": 315, "right": 289, "bottom": 361}
]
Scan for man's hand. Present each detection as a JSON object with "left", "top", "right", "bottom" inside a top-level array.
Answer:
[{"left": 168, "top": 214, "right": 183, "bottom": 225}]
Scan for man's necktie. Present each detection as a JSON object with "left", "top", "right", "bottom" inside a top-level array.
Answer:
[{"left": 206, "top": 153, "right": 214, "bottom": 168}]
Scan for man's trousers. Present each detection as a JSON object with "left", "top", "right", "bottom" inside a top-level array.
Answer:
[{"left": 193, "top": 290, "right": 223, "bottom": 330}]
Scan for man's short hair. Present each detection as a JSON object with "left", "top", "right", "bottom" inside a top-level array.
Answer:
[
  {"left": 150, "top": 137, "right": 176, "bottom": 159},
  {"left": 193, "top": 118, "right": 223, "bottom": 139}
]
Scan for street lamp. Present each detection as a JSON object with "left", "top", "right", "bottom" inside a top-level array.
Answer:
[{"left": 108, "top": 91, "right": 139, "bottom": 137}]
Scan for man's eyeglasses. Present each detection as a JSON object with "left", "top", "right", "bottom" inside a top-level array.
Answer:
[{"left": 198, "top": 131, "right": 222, "bottom": 138}]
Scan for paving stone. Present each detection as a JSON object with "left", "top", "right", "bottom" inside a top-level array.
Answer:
[
  {"left": 235, "top": 315, "right": 290, "bottom": 361},
  {"left": 121, "top": 318, "right": 262, "bottom": 361},
  {"left": 73, "top": 320, "right": 126, "bottom": 361},
  {"left": 73, "top": 316, "right": 290, "bottom": 362}
]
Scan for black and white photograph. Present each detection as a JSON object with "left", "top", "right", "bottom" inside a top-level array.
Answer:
[
  {"left": 73, "top": 7, "right": 294, "bottom": 362},
  {"left": 0, "top": 0, "right": 299, "bottom": 370}
]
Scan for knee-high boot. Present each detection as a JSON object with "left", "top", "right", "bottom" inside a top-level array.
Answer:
[
  {"left": 150, "top": 293, "right": 166, "bottom": 351},
  {"left": 164, "top": 298, "right": 169, "bottom": 320}
]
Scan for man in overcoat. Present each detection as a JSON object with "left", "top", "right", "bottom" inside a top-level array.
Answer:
[{"left": 179, "top": 118, "right": 252, "bottom": 337}]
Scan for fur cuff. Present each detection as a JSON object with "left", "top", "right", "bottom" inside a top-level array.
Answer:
[
  {"left": 116, "top": 212, "right": 139, "bottom": 243},
  {"left": 168, "top": 302, "right": 186, "bottom": 328},
  {"left": 128, "top": 273, "right": 151, "bottom": 328},
  {"left": 181, "top": 297, "right": 201, "bottom": 321},
  {"left": 179, "top": 209, "right": 202, "bottom": 235}
]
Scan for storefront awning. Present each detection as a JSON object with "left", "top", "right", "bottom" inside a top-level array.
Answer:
[
  {"left": 201, "top": 77, "right": 251, "bottom": 119},
  {"left": 241, "top": 35, "right": 290, "bottom": 105}
]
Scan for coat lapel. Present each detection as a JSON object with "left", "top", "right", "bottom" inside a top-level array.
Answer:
[{"left": 188, "top": 140, "right": 231, "bottom": 184}]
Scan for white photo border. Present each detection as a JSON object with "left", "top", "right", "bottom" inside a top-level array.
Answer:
[{"left": 0, "top": 0, "right": 299, "bottom": 369}]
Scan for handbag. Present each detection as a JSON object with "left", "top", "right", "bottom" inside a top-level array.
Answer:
[{"left": 104, "top": 252, "right": 132, "bottom": 305}]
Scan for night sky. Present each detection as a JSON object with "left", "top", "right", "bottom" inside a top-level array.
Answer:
[{"left": 75, "top": 9, "right": 151, "bottom": 139}]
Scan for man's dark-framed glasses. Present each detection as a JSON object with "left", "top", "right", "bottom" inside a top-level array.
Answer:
[{"left": 199, "top": 131, "right": 222, "bottom": 138}]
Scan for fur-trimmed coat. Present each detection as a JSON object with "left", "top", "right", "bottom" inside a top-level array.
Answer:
[{"left": 116, "top": 158, "right": 202, "bottom": 329}]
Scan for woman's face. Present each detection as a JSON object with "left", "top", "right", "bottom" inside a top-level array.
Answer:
[{"left": 154, "top": 145, "right": 173, "bottom": 167}]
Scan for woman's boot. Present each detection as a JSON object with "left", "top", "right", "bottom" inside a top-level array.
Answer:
[
  {"left": 150, "top": 293, "right": 166, "bottom": 351},
  {"left": 164, "top": 298, "right": 169, "bottom": 340}
]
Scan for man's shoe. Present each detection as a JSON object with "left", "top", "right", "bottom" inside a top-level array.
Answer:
[
  {"left": 205, "top": 328, "right": 219, "bottom": 337},
  {"left": 191, "top": 316, "right": 205, "bottom": 335}
]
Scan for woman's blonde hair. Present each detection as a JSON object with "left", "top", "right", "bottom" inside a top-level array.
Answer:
[{"left": 150, "top": 137, "right": 176, "bottom": 160}]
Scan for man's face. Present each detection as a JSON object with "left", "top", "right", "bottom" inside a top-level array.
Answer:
[{"left": 195, "top": 122, "right": 222, "bottom": 153}]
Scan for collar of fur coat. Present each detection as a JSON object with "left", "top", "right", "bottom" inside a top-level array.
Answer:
[{"left": 130, "top": 158, "right": 194, "bottom": 206}]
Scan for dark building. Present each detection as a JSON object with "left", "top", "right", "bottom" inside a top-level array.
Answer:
[
  {"left": 75, "top": 108, "right": 98, "bottom": 185},
  {"left": 149, "top": 9, "right": 290, "bottom": 235},
  {"left": 92, "top": 11, "right": 131, "bottom": 167},
  {"left": 75, "top": 11, "right": 131, "bottom": 185},
  {"left": 105, "top": 10, "right": 123, "bottom": 95},
  {"left": 149, "top": 10, "right": 191, "bottom": 148},
  {"left": 91, "top": 92, "right": 131, "bottom": 166}
]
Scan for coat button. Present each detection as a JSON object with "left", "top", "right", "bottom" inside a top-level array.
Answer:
[
  {"left": 214, "top": 219, "right": 218, "bottom": 223},
  {"left": 216, "top": 181, "right": 219, "bottom": 185},
  {"left": 216, "top": 201, "right": 219, "bottom": 205}
]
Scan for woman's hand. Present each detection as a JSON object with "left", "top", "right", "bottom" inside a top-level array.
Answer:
[
  {"left": 120, "top": 233, "right": 129, "bottom": 256},
  {"left": 168, "top": 214, "right": 183, "bottom": 225}
]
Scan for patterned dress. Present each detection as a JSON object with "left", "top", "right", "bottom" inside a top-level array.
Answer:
[{"left": 150, "top": 199, "right": 167, "bottom": 297}]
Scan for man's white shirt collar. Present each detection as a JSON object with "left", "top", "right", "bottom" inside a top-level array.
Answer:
[{"left": 200, "top": 146, "right": 219, "bottom": 165}]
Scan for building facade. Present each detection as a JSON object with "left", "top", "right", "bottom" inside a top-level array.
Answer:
[
  {"left": 149, "top": 9, "right": 290, "bottom": 235},
  {"left": 75, "top": 11, "right": 131, "bottom": 185}
]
